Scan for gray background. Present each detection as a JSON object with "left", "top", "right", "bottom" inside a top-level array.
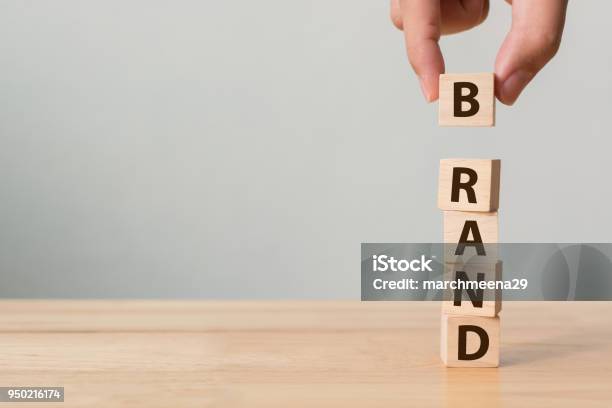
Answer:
[{"left": 0, "top": 1, "right": 609, "bottom": 298}]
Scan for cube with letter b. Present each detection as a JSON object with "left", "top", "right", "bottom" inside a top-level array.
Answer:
[{"left": 439, "top": 73, "right": 495, "bottom": 127}]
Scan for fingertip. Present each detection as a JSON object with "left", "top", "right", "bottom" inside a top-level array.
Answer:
[
  {"left": 405, "top": 42, "right": 444, "bottom": 102},
  {"left": 419, "top": 75, "right": 439, "bottom": 103},
  {"left": 496, "top": 70, "right": 534, "bottom": 106},
  {"left": 390, "top": 0, "right": 403, "bottom": 30}
]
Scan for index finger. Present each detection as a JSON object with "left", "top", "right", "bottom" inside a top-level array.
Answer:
[{"left": 400, "top": 0, "right": 445, "bottom": 102}]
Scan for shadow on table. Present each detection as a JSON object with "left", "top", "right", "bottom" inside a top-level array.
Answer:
[{"left": 501, "top": 329, "right": 607, "bottom": 367}]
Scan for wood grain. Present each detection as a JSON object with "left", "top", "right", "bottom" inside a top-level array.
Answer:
[{"left": 1, "top": 301, "right": 611, "bottom": 407}]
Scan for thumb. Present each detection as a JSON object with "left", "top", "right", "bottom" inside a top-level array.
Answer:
[{"left": 495, "top": 0, "right": 568, "bottom": 105}]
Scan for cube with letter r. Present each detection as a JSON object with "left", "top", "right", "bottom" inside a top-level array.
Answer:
[{"left": 437, "top": 158, "right": 501, "bottom": 212}]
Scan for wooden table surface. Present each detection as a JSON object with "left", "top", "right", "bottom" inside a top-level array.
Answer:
[{"left": 1, "top": 301, "right": 611, "bottom": 407}]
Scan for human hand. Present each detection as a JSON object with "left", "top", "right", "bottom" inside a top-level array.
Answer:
[{"left": 390, "top": 0, "right": 568, "bottom": 105}]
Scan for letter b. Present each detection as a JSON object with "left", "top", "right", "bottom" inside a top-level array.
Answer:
[{"left": 454, "top": 82, "right": 480, "bottom": 117}]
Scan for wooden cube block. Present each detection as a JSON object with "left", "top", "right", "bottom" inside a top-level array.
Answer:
[
  {"left": 442, "top": 261, "right": 502, "bottom": 317},
  {"left": 441, "top": 314, "right": 500, "bottom": 367},
  {"left": 444, "top": 211, "right": 498, "bottom": 264},
  {"left": 438, "top": 159, "right": 500, "bottom": 212},
  {"left": 439, "top": 73, "right": 495, "bottom": 127}
]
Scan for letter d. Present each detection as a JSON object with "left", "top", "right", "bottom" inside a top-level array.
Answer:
[{"left": 458, "top": 325, "right": 489, "bottom": 360}]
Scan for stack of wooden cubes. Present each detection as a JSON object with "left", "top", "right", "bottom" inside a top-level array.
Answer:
[{"left": 437, "top": 73, "right": 501, "bottom": 367}]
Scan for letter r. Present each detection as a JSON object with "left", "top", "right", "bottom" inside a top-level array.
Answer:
[{"left": 451, "top": 167, "right": 478, "bottom": 203}]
